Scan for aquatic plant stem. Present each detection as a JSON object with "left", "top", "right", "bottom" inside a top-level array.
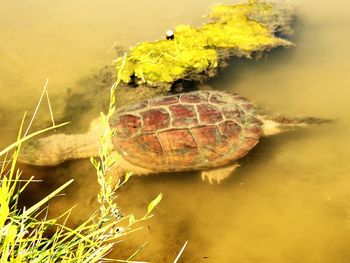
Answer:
[
  {"left": 23, "top": 78, "right": 49, "bottom": 137},
  {"left": 45, "top": 88, "right": 56, "bottom": 126},
  {"left": 92, "top": 54, "right": 127, "bottom": 227},
  {"left": 173, "top": 241, "right": 188, "bottom": 263}
]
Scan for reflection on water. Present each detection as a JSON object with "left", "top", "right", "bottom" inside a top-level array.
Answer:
[{"left": 1, "top": 0, "right": 350, "bottom": 262}]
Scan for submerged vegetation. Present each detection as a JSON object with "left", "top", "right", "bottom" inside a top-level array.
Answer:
[{"left": 115, "top": 0, "right": 293, "bottom": 87}]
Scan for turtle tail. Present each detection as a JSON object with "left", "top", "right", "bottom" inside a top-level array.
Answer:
[
  {"left": 18, "top": 132, "right": 101, "bottom": 166},
  {"left": 259, "top": 115, "right": 331, "bottom": 136}
]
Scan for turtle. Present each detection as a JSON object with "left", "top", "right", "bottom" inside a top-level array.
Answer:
[{"left": 19, "top": 90, "right": 326, "bottom": 183}]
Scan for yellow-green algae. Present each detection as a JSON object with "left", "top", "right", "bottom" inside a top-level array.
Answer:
[{"left": 115, "top": 1, "right": 293, "bottom": 87}]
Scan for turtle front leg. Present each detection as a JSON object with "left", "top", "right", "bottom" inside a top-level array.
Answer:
[{"left": 201, "top": 163, "right": 240, "bottom": 184}]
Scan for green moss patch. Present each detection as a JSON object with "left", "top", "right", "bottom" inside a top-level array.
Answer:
[{"left": 115, "top": 1, "right": 293, "bottom": 87}]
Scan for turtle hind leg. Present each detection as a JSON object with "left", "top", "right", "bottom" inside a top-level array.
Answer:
[{"left": 201, "top": 163, "right": 240, "bottom": 184}]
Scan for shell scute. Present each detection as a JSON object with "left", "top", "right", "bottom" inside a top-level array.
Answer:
[
  {"left": 197, "top": 104, "right": 223, "bottom": 124},
  {"left": 149, "top": 95, "right": 179, "bottom": 106},
  {"left": 137, "top": 134, "right": 164, "bottom": 158},
  {"left": 158, "top": 129, "right": 200, "bottom": 167},
  {"left": 180, "top": 92, "right": 209, "bottom": 103},
  {"left": 169, "top": 104, "right": 198, "bottom": 127},
  {"left": 158, "top": 129, "right": 197, "bottom": 151},
  {"left": 191, "top": 126, "right": 219, "bottom": 146},
  {"left": 218, "top": 121, "right": 241, "bottom": 143},
  {"left": 114, "top": 137, "right": 164, "bottom": 166},
  {"left": 209, "top": 92, "right": 229, "bottom": 105},
  {"left": 114, "top": 114, "right": 141, "bottom": 138},
  {"left": 191, "top": 125, "right": 230, "bottom": 161},
  {"left": 222, "top": 106, "right": 244, "bottom": 121},
  {"left": 140, "top": 109, "right": 170, "bottom": 132},
  {"left": 245, "top": 125, "right": 262, "bottom": 138}
]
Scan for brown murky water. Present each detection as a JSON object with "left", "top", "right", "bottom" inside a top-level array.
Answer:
[{"left": 1, "top": 0, "right": 350, "bottom": 262}]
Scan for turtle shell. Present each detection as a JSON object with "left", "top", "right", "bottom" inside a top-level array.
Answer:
[{"left": 110, "top": 90, "right": 263, "bottom": 172}]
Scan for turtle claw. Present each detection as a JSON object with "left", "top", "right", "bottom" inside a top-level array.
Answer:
[
  {"left": 200, "top": 164, "right": 240, "bottom": 184},
  {"left": 201, "top": 171, "right": 225, "bottom": 184},
  {"left": 201, "top": 172, "right": 221, "bottom": 184}
]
